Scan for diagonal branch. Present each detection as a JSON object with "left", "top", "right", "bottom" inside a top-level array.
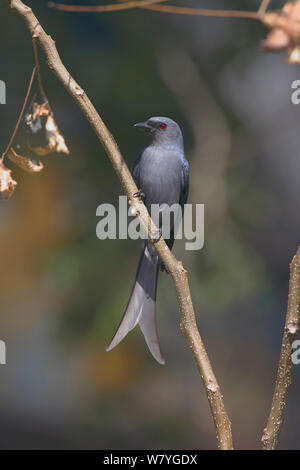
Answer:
[
  {"left": 262, "top": 246, "right": 300, "bottom": 450},
  {"left": 8, "top": 0, "right": 233, "bottom": 450}
]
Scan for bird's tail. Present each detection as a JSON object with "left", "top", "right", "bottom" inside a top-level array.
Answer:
[{"left": 106, "top": 243, "right": 165, "bottom": 364}]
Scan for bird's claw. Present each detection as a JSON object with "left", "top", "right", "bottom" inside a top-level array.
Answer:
[
  {"left": 151, "top": 228, "right": 162, "bottom": 244},
  {"left": 160, "top": 262, "right": 169, "bottom": 274},
  {"left": 133, "top": 189, "right": 145, "bottom": 201}
]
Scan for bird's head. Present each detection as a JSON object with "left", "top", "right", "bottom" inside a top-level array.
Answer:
[{"left": 134, "top": 117, "right": 183, "bottom": 148}]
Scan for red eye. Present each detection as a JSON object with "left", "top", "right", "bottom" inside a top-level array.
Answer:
[{"left": 160, "top": 123, "right": 167, "bottom": 130}]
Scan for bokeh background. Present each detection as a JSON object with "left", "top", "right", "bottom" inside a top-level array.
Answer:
[{"left": 0, "top": 0, "right": 300, "bottom": 450}]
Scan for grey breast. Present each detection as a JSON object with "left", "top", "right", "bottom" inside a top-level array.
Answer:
[{"left": 139, "top": 145, "right": 183, "bottom": 211}]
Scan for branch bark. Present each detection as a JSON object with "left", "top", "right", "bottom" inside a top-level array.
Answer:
[
  {"left": 262, "top": 246, "right": 300, "bottom": 450},
  {"left": 8, "top": 0, "right": 233, "bottom": 450}
]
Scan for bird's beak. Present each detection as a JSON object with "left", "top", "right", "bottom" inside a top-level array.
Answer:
[{"left": 133, "top": 121, "right": 152, "bottom": 133}]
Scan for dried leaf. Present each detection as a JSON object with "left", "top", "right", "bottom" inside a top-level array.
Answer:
[
  {"left": 47, "top": 114, "right": 69, "bottom": 155},
  {"left": 25, "top": 101, "right": 50, "bottom": 135},
  {"left": 261, "top": 28, "right": 292, "bottom": 51},
  {"left": 7, "top": 148, "right": 44, "bottom": 173},
  {"left": 24, "top": 99, "right": 70, "bottom": 156},
  {"left": 0, "top": 161, "right": 18, "bottom": 200},
  {"left": 288, "top": 45, "right": 300, "bottom": 62},
  {"left": 262, "top": 1, "right": 300, "bottom": 63}
]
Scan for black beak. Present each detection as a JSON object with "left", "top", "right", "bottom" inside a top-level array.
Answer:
[{"left": 133, "top": 121, "right": 152, "bottom": 133}]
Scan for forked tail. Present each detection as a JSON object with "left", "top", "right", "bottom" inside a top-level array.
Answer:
[{"left": 106, "top": 243, "right": 164, "bottom": 364}]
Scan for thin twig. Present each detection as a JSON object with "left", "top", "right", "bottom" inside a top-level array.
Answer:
[
  {"left": 9, "top": 0, "right": 233, "bottom": 450},
  {"left": 48, "top": 0, "right": 262, "bottom": 20},
  {"left": 258, "top": 0, "right": 272, "bottom": 18},
  {"left": 137, "top": 5, "right": 259, "bottom": 19},
  {"left": 1, "top": 66, "right": 36, "bottom": 162},
  {"left": 262, "top": 246, "right": 300, "bottom": 450},
  {"left": 32, "top": 37, "right": 48, "bottom": 101},
  {"left": 48, "top": 0, "right": 169, "bottom": 13}
]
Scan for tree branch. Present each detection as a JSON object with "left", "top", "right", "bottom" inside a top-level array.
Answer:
[
  {"left": 8, "top": 0, "right": 233, "bottom": 450},
  {"left": 262, "top": 246, "right": 300, "bottom": 450}
]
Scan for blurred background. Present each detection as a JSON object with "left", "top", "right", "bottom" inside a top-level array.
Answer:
[{"left": 0, "top": 0, "right": 299, "bottom": 450}]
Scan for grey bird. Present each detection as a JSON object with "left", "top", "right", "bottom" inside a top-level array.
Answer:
[{"left": 106, "top": 117, "right": 189, "bottom": 364}]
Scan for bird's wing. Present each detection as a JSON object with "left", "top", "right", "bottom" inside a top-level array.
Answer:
[
  {"left": 179, "top": 157, "right": 190, "bottom": 211},
  {"left": 132, "top": 149, "right": 144, "bottom": 188}
]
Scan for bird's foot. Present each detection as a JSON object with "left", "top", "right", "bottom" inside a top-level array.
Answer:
[
  {"left": 133, "top": 189, "right": 145, "bottom": 202},
  {"left": 151, "top": 228, "right": 162, "bottom": 244},
  {"left": 160, "top": 262, "right": 169, "bottom": 274}
]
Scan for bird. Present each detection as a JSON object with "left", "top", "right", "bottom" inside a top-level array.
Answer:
[{"left": 106, "top": 117, "right": 189, "bottom": 364}]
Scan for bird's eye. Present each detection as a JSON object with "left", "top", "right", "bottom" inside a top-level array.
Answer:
[{"left": 160, "top": 123, "right": 167, "bottom": 130}]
